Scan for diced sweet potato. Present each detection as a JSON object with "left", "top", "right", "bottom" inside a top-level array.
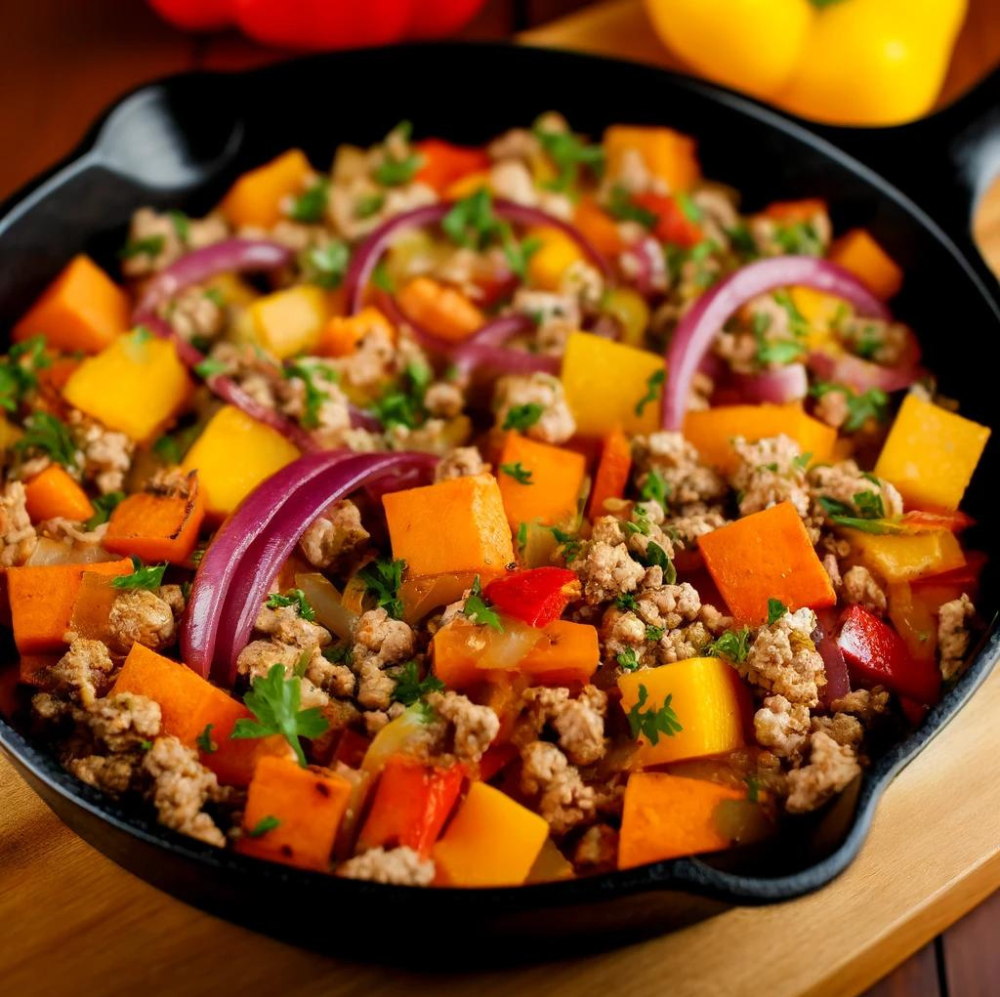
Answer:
[
  {"left": 603, "top": 125, "right": 700, "bottom": 192},
  {"left": 496, "top": 432, "right": 586, "bottom": 532},
  {"left": 828, "top": 229, "right": 903, "bottom": 300},
  {"left": 220, "top": 149, "right": 312, "bottom": 229},
  {"left": 396, "top": 277, "right": 485, "bottom": 342},
  {"left": 249, "top": 285, "right": 329, "bottom": 359},
  {"left": 23, "top": 465, "right": 95, "bottom": 523}
]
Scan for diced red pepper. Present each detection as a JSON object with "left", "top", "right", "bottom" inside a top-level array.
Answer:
[
  {"left": 478, "top": 742, "right": 518, "bottom": 782},
  {"left": 899, "top": 698, "right": 929, "bottom": 726},
  {"left": 910, "top": 549, "right": 986, "bottom": 608},
  {"left": 484, "top": 567, "right": 580, "bottom": 629},
  {"left": 837, "top": 605, "right": 940, "bottom": 705},
  {"left": 900, "top": 510, "right": 975, "bottom": 534},
  {"left": 632, "top": 192, "right": 704, "bottom": 247},
  {"left": 332, "top": 728, "right": 370, "bottom": 769},
  {"left": 413, "top": 139, "right": 490, "bottom": 194},
  {"left": 356, "top": 756, "right": 464, "bottom": 857}
]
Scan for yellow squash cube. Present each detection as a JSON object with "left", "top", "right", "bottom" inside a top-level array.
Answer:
[
  {"left": 249, "top": 285, "right": 329, "bottom": 360},
  {"left": 62, "top": 330, "right": 193, "bottom": 442},
  {"left": 874, "top": 394, "right": 990, "bottom": 511},
  {"left": 432, "top": 782, "right": 549, "bottom": 887},
  {"left": 561, "top": 331, "right": 664, "bottom": 437},
  {"left": 618, "top": 657, "right": 749, "bottom": 767},
  {"left": 846, "top": 528, "right": 966, "bottom": 584},
  {"left": 181, "top": 406, "right": 300, "bottom": 519},
  {"left": 527, "top": 227, "right": 585, "bottom": 291}
]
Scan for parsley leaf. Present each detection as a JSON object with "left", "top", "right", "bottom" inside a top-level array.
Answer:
[
  {"left": 323, "top": 643, "right": 351, "bottom": 665},
  {"left": 829, "top": 516, "right": 901, "bottom": 535},
  {"left": 266, "top": 588, "right": 316, "bottom": 621},
  {"left": 606, "top": 185, "right": 658, "bottom": 229},
  {"left": 645, "top": 624, "right": 665, "bottom": 642},
  {"left": 391, "top": 660, "right": 445, "bottom": 707},
  {"left": 168, "top": 210, "right": 190, "bottom": 243},
  {"left": 119, "top": 235, "right": 165, "bottom": 260},
  {"left": 499, "top": 461, "right": 533, "bottom": 485},
  {"left": 194, "top": 357, "right": 227, "bottom": 379},
  {"left": 443, "top": 188, "right": 503, "bottom": 250},
  {"left": 285, "top": 360, "right": 337, "bottom": 430},
  {"left": 233, "top": 663, "right": 329, "bottom": 767},
  {"left": 516, "top": 521, "right": 529, "bottom": 551},
  {"left": 818, "top": 495, "right": 856, "bottom": 518},
  {"left": 300, "top": 241, "right": 350, "bottom": 290},
  {"left": 0, "top": 337, "right": 51, "bottom": 413},
  {"left": 196, "top": 723, "right": 218, "bottom": 754},
  {"left": 372, "top": 362, "right": 430, "bottom": 430},
  {"left": 111, "top": 556, "right": 167, "bottom": 591},
  {"left": 643, "top": 541, "right": 677, "bottom": 584},
  {"left": 84, "top": 491, "right": 124, "bottom": 531},
  {"left": 615, "top": 592, "right": 638, "bottom": 612},
  {"left": 503, "top": 235, "right": 542, "bottom": 282},
  {"left": 627, "top": 684, "right": 683, "bottom": 744},
  {"left": 354, "top": 192, "right": 386, "bottom": 220},
  {"left": 707, "top": 627, "right": 752, "bottom": 663},
  {"left": 464, "top": 575, "right": 503, "bottom": 631},
  {"left": 811, "top": 382, "right": 889, "bottom": 433},
  {"left": 533, "top": 125, "right": 605, "bottom": 191},
  {"left": 503, "top": 403, "right": 544, "bottom": 432},
  {"left": 549, "top": 525, "right": 582, "bottom": 563},
  {"left": 617, "top": 647, "right": 640, "bottom": 671},
  {"left": 639, "top": 469, "right": 670, "bottom": 510},
  {"left": 676, "top": 192, "right": 703, "bottom": 224},
  {"left": 767, "top": 598, "right": 788, "bottom": 625},
  {"left": 373, "top": 123, "right": 424, "bottom": 186},
  {"left": 289, "top": 178, "right": 329, "bottom": 223},
  {"left": 14, "top": 412, "right": 78, "bottom": 467},
  {"left": 635, "top": 369, "right": 665, "bottom": 416},
  {"left": 246, "top": 815, "right": 281, "bottom": 838},
  {"left": 773, "top": 220, "right": 823, "bottom": 256},
  {"left": 358, "top": 557, "right": 406, "bottom": 619},
  {"left": 792, "top": 451, "right": 813, "bottom": 471},
  {"left": 371, "top": 259, "right": 395, "bottom": 293},
  {"left": 854, "top": 490, "right": 885, "bottom": 520}
]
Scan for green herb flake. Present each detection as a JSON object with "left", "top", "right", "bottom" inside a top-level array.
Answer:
[
  {"left": 766, "top": 598, "right": 788, "bottom": 625},
  {"left": 464, "top": 575, "right": 503, "bottom": 632},
  {"left": 645, "top": 625, "right": 665, "bottom": 642},
  {"left": 853, "top": 490, "right": 885, "bottom": 520},
  {"left": 196, "top": 723, "right": 218, "bottom": 754},
  {"left": 266, "top": 588, "right": 316, "bottom": 622},
  {"left": 635, "top": 369, "right": 665, "bottom": 416},
  {"left": 289, "top": 178, "right": 329, "bottom": 223},
  {"left": 373, "top": 123, "right": 424, "bottom": 187},
  {"left": 746, "top": 774, "right": 760, "bottom": 803},
  {"left": 246, "top": 815, "right": 281, "bottom": 838},
  {"left": 372, "top": 362, "right": 430, "bottom": 430},
  {"left": 300, "top": 241, "right": 350, "bottom": 290},
  {"left": 500, "top": 461, "right": 533, "bottom": 485},
  {"left": 707, "top": 626, "right": 752, "bottom": 663},
  {"left": 676, "top": 192, "right": 704, "bottom": 224},
  {"left": 392, "top": 660, "right": 445, "bottom": 707},
  {"left": 358, "top": 557, "right": 406, "bottom": 620},
  {"left": 503, "top": 403, "right": 544, "bottom": 432},
  {"left": 285, "top": 360, "right": 336, "bottom": 430},
  {"left": 617, "top": 647, "right": 640, "bottom": 671},
  {"left": 639, "top": 469, "right": 670, "bottom": 510},
  {"left": 194, "top": 357, "right": 227, "bottom": 380},
  {"left": 119, "top": 235, "right": 165, "bottom": 260},
  {"left": 84, "top": 491, "right": 124, "bottom": 532},
  {"left": 111, "top": 556, "right": 167, "bottom": 591},
  {"left": 168, "top": 210, "right": 191, "bottom": 243},
  {"left": 606, "top": 185, "right": 658, "bottom": 229},
  {"left": 354, "top": 192, "right": 386, "bottom": 220},
  {"left": 0, "top": 336, "right": 51, "bottom": 414},
  {"left": 516, "top": 521, "right": 529, "bottom": 551},
  {"left": 14, "top": 412, "right": 78, "bottom": 467},
  {"left": 791, "top": 451, "right": 813, "bottom": 471},
  {"left": 615, "top": 592, "right": 638, "bottom": 612},
  {"left": 644, "top": 541, "right": 676, "bottom": 584},
  {"left": 627, "top": 684, "right": 683, "bottom": 745},
  {"left": 533, "top": 125, "right": 605, "bottom": 192}
]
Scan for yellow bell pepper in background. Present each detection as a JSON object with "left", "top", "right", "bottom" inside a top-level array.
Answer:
[{"left": 644, "top": 0, "right": 967, "bottom": 125}]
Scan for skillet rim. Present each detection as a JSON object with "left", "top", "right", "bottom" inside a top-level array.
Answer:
[{"left": 1, "top": 40, "right": 998, "bottom": 911}]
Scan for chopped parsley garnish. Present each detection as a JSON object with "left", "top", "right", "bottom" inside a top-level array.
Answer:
[
  {"left": 111, "top": 556, "right": 167, "bottom": 591},
  {"left": 373, "top": 122, "right": 424, "bottom": 186},
  {"left": 119, "top": 235, "right": 165, "bottom": 260},
  {"left": 625, "top": 505, "right": 651, "bottom": 536},
  {"left": 643, "top": 541, "right": 677, "bottom": 584},
  {"left": 441, "top": 188, "right": 529, "bottom": 275},
  {"left": 190, "top": 546, "right": 206, "bottom": 566},
  {"left": 854, "top": 490, "right": 885, "bottom": 520},
  {"left": 707, "top": 626, "right": 752, "bottom": 663},
  {"left": 818, "top": 495, "right": 855, "bottom": 518},
  {"left": 792, "top": 451, "right": 813, "bottom": 471},
  {"left": 827, "top": 516, "right": 901, "bottom": 535},
  {"left": 773, "top": 220, "right": 823, "bottom": 256},
  {"left": 203, "top": 287, "right": 225, "bottom": 307},
  {"left": 266, "top": 588, "right": 316, "bottom": 621},
  {"left": 500, "top": 461, "right": 533, "bottom": 485},
  {"left": 84, "top": 491, "right": 124, "bottom": 532},
  {"left": 503, "top": 403, "right": 544, "bottom": 432},
  {"left": 193, "top": 357, "right": 227, "bottom": 379},
  {"left": 767, "top": 598, "right": 788, "bottom": 625},
  {"left": 289, "top": 178, "right": 329, "bottom": 223},
  {"left": 392, "top": 660, "right": 445, "bottom": 707},
  {"left": 300, "top": 241, "right": 350, "bottom": 290},
  {"left": 372, "top": 361, "right": 430, "bottom": 430},
  {"left": 639, "top": 469, "right": 670, "bottom": 510},
  {"left": 232, "top": 663, "right": 329, "bottom": 767},
  {"left": 246, "top": 815, "right": 281, "bottom": 838},
  {"left": 516, "top": 521, "right": 529, "bottom": 551},
  {"left": 14, "top": 411, "right": 78, "bottom": 467},
  {"left": 726, "top": 221, "right": 759, "bottom": 259},
  {"left": 168, "top": 210, "right": 190, "bottom": 243},
  {"left": 196, "top": 723, "right": 218, "bottom": 754},
  {"left": 354, "top": 192, "right": 386, "bottom": 220},
  {"left": 617, "top": 647, "right": 640, "bottom": 671},
  {"left": 754, "top": 322, "right": 806, "bottom": 367},
  {"left": 615, "top": 592, "right": 638, "bottom": 612},
  {"left": 323, "top": 643, "right": 352, "bottom": 665},
  {"left": 550, "top": 525, "right": 582, "bottom": 562},
  {"left": 645, "top": 625, "right": 665, "bottom": 642},
  {"left": 371, "top": 259, "right": 395, "bottom": 293},
  {"left": 627, "top": 684, "right": 683, "bottom": 744},
  {"left": 676, "top": 192, "right": 704, "bottom": 224},
  {"left": 502, "top": 234, "right": 542, "bottom": 282},
  {"left": 635, "top": 369, "right": 665, "bottom": 416},
  {"left": 465, "top": 575, "right": 503, "bottom": 631},
  {"left": 358, "top": 557, "right": 406, "bottom": 619},
  {"left": 153, "top": 422, "right": 201, "bottom": 465},
  {"left": 772, "top": 289, "right": 809, "bottom": 339},
  {"left": 533, "top": 125, "right": 605, "bottom": 191},
  {"left": 852, "top": 323, "right": 883, "bottom": 360},
  {"left": 0, "top": 336, "right": 51, "bottom": 413},
  {"left": 606, "top": 185, "right": 658, "bottom": 229},
  {"left": 811, "top": 381, "right": 889, "bottom": 433},
  {"left": 285, "top": 360, "right": 337, "bottom": 430}
]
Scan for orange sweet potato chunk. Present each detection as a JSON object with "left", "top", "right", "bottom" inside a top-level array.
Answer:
[
  {"left": 23, "top": 465, "right": 95, "bottom": 523},
  {"left": 496, "top": 432, "right": 587, "bottom": 532},
  {"left": 383, "top": 473, "right": 514, "bottom": 579},
  {"left": 220, "top": 149, "right": 312, "bottom": 229}
]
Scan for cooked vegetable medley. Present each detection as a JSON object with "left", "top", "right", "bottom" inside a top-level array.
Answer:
[{"left": 0, "top": 117, "right": 991, "bottom": 886}]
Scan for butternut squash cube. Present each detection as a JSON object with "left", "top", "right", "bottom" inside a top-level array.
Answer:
[
  {"left": 432, "top": 781, "right": 549, "bottom": 886},
  {"left": 220, "top": 149, "right": 313, "bottom": 229},
  {"left": 617, "top": 657, "right": 750, "bottom": 767},
  {"left": 519, "top": 620, "right": 600, "bottom": 686},
  {"left": 846, "top": 528, "right": 966, "bottom": 584},
  {"left": 788, "top": 286, "right": 846, "bottom": 350},
  {"left": 603, "top": 125, "right": 700, "bottom": 192},
  {"left": 527, "top": 227, "right": 585, "bottom": 291},
  {"left": 874, "top": 394, "right": 990, "bottom": 511},
  {"left": 561, "top": 331, "right": 665, "bottom": 437},
  {"left": 181, "top": 405, "right": 300, "bottom": 519},
  {"left": 683, "top": 403, "right": 836, "bottom": 473},
  {"left": 496, "top": 431, "right": 586, "bottom": 532},
  {"left": 382, "top": 473, "right": 514, "bottom": 578},
  {"left": 62, "top": 330, "right": 193, "bottom": 442},
  {"left": 13, "top": 254, "right": 130, "bottom": 354},
  {"left": 249, "top": 285, "right": 329, "bottom": 359},
  {"left": 828, "top": 229, "right": 903, "bottom": 301},
  {"left": 317, "top": 306, "right": 394, "bottom": 358},
  {"left": 619, "top": 772, "right": 744, "bottom": 868}
]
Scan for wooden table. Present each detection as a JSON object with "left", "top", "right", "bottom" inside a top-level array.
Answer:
[{"left": 2, "top": 3, "right": 1000, "bottom": 995}]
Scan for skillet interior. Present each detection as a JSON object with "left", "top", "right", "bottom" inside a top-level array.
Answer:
[{"left": 1, "top": 43, "right": 998, "bottom": 962}]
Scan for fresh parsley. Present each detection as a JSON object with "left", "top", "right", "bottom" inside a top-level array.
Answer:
[
  {"left": 627, "top": 684, "right": 683, "bottom": 744},
  {"left": 285, "top": 361, "right": 337, "bottom": 430},
  {"left": 0, "top": 336, "right": 51, "bottom": 413},
  {"left": 533, "top": 125, "right": 605, "bottom": 192},
  {"left": 811, "top": 382, "right": 889, "bottom": 433},
  {"left": 499, "top": 461, "right": 533, "bottom": 485},
  {"left": 464, "top": 575, "right": 503, "bottom": 631},
  {"left": 676, "top": 192, "right": 704, "bottom": 224},
  {"left": 615, "top": 592, "right": 638, "bottom": 612},
  {"left": 639, "top": 469, "right": 670, "bottom": 510},
  {"left": 391, "top": 660, "right": 444, "bottom": 707},
  {"left": 232, "top": 663, "right": 329, "bottom": 767},
  {"left": 372, "top": 361, "right": 430, "bottom": 430},
  {"left": 354, "top": 192, "right": 386, "bottom": 220},
  {"left": 707, "top": 627, "right": 752, "bottom": 663},
  {"left": 549, "top": 525, "right": 582, "bottom": 562},
  {"left": 266, "top": 588, "right": 316, "bottom": 621},
  {"left": 635, "top": 369, "right": 665, "bottom": 416},
  {"left": 503, "top": 402, "right": 544, "bottom": 432},
  {"left": 289, "top": 178, "right": 329, "bottom": 223},
  {"left": 373, "top": 122, "right": 424, "bottom": 187},
  {"left": 516, "top": 521, "right": 529, "bottom": 551},
  {"left": 246, "top": 815, "right": 281, "bottom": 838},
  {"left": 168, "top": 210, "right": 190, "bottom": 243},
  {"left": 606, "top": 185, "right": 658, "bottom": 229},
  {"left": 791, "top": 451, "right": 813, "bottom": 471},
  {"left": 854, "top": 490, "right": 885, "bottom": 520},
  {"left": 828, "top": 516, "right": 901, "bottom": 535},
  {"left": 111, "top": 556, "right": 167, "bottom": 591},
  {"left": 193, "top": 357, "right": 227, "bottom": 379},
  {"left": 767, "top": 598, "right": 788, "bottom": 625},
  {"left": 196, "top": 723, "right": 218, "bottom": 754},
  {"left": 14, "top": 412, "right": 78, "bottom": 467},
  {"left": 322, "top": 643, "right": 351, "bottom": 665},
  {"left": 84, "top": 491, "right": 124, "bottom": 532},
  {"left": 773, "top": 220, "right": 823, "bottom": 257},
  {"left": 300, "top": 241, "right": 350, "bottom": 290},
  {"left": 371, "top": 259, "right": 395, "bottom": 293},
  {"left": 617, "top": 647, "right": 640, "bottom": 671},
  {"left": 358, "top": 557, "right": 406, "bottom": 619},
  {"left": 643, "top": 541, "right": 677, "bottom": 584},
  {"left": 119, "top": 235, "right": 165, "bottom": 260},
  {"left": 645, "top": 624, "right": 665, "bottom": 642}
]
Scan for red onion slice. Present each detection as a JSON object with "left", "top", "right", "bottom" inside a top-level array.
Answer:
[
  {"left": 134, "top": 238, "right": 293, "bottom": 318},
  {"left": 211, "top": 452, "right": 438, "bottom": 683},
  {"left": 815, "top": 607, "right": 850, "bottom": 704},
  {"left": 806, "top": 350, "right": 924, "bottom": 394},
  {"left": 662, "top": 256, "right": 890, "bottom": 430},
  {"left": 730, "top": 363, "right": 809, "bottom": 404}
]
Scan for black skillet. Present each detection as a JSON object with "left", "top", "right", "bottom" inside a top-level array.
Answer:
[{"left": 1, "top": 44, "right": 999, "bottom": 964}]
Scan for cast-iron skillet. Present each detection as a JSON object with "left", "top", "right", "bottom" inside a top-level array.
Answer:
[{"left": 1, "top": 44, "right": 999, "bottom": 963}]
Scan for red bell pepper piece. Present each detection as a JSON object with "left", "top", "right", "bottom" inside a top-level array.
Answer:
[
  {"left": 478, "top": 742, "right": 518, "bottom": 782},
  {"left": 837, "top": 605, "right": 940, "bottom": 705},
  {"left": 484, "top": 567, "right": 580, "bottom": 629},
  {"left": 900, "top": 510, "right": 975, "bottom": 534},
  {"left": 413, "top": 139, "right": 490, "bottom": 194},
  {"left": 633, "top": 192, "right": 704, "bottom": 248},
  {"left": 357, "top": 756, "right": 464, "bottom": 857}
]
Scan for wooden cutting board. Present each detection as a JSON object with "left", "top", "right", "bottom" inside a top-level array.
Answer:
[{"left": 4, "top": 3, "right": 1000, "bottom": 997}]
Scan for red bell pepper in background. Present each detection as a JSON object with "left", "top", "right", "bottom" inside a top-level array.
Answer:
[
  {"left": 899, "top": 509, "right": 976, "bottom": 534},
  {"left": 633, "top": 192, "right": 704, "bottom": 248},
  {"left": 837, "top": 605, "right": 941, "bottom": 705},
  {"left": 414, "top": 139, "right": 491, "bottom": 194},
  {"left": 147, "top": 0, "right": 487, "bottom": 49},
  {"left": 484, "top": 567, "right": 580, "bottom": 629},
  {"left": 357, "top": 756, "right": 464, "bottom": 857}
]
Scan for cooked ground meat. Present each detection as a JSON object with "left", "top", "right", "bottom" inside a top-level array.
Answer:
[
  {"left": 493, "top": 372, "right": 577, "bottom": 444},
  {"left": 298, "top": 499, "right": 370, "bottom": 570},
  {"left": 753, "top": 695, "right": 810, "bottom": 761},
  {"left": 519, "top": 685, "right": 607, "bottom": 766},
  {"left": 338, "top": 846, "right": 435, "bottom": 885},
  {"left": 108, "top": 589, "right": 177, "bottom": 655},
  {"left": 351, "top": 609, "right": 415, "bottom": 710},
  {"left": 633, "top": 431, "right": 727, "bottom": 506},
  {"left": 785, "top": 731, "right": 861, "bottom": 814},
  {"left": 841, "top": 565, "right": 887, "bottom": 614},
  {"left": 434, "top": 446, "right": 487, "bottom": 482},
  {"left": 425, "top": 691, "right": 500, "bottom": 763},
  {"left": 0, "top": 480, "right": 37, "bottom": 567},
  {"left": 938, "top": 594, "right": 976, "bottom": 679},
  {"left": 143, "top": 736, "right": 225, "bottom": 847},
  {"left": 520, "top": 740, "right": 596, "bottom": 836},
  {"left": 49, "top": 638, "right": 116, "bottom": 708},
  {"left": 729, "top": 434, "right": 811, "bottom": 519},
  {"left": 739, "top": 609, "right": 826, "bottom": 707}
]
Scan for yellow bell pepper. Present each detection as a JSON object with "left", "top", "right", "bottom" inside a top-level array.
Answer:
[
  {"left": 62, "top": 329, "right": 193, "bottom": 442},
  {"left": 249, "top": 285, "right": 329, "bottom": 360},
  {"left": 527, "top": 227, "right": 585, "bottom": 291},
  {"left": 220, "top": 149, "right": 313, "bottom": 229},
  {"left": 846, "top": 528, "right": 966, "bottom": 584},
  {"left": 874, "top": 394, "right": 990, "bottom": 511},
  {"left": 644, "top": 0, "right": 967, "bottom": 126}
]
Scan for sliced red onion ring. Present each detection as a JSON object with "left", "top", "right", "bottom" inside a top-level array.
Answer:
[
  {"left": 180, "top": 451, "right": 351, "bottom": 678},
  {"left": 806, "top": 350, "right": 924, "bottom": 394},
  {"left": 211, "top": 452, "right": 438, "bottom": 683},
  {"left": 815, "top": 607, "right": 850, "bottom": 704},
  {"left": 134, "top": 238, "right": 293, "bottom": 318},
  {"left": 662, "top": 256, "right": 890, "bottom": 430},
  {"left": 730, "top": 363, "right": 809, "bottom": 404},
  {"left": 345, "top": 199, "right": 611, "bottom": 313}
]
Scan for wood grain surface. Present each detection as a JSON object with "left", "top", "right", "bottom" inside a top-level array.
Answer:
[{"left": 3, "top": 3, "right": 1000, "bottom": 996}]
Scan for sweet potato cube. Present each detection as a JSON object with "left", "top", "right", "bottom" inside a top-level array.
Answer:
[
  {"left": 828, "top": 229, "right": 903, "bottom": 301},
  {"left": 317, "top": 306, "right": 394, "bottom": 358},
  {"left": 519, "top": 620, "right": 600, "bottom": 686},
  {"left": 13, "top": 255, "right": 130, "bottom": 354},
  {"left": 618, "top": 772, "right": 744, "bottom": 868},
  {"left": 181, "top": 405, "right": 300, "bottom": 519},
  {"left": 496, "top": 432, "right": 586, "bottom": 532},
  {"left": 561, "top": 332, "right": 664, "bottom": 437},
  {"left": 382, "top": 473, "right": 513, "bottom": 578},
  {"left": 396, "top": 277, "right": 485, "bottom": 342},
  {"left": 237, "top": 756, "right": 351, "bottom": 871},
  {"left": 699, "top": 502, "right": 836, "bottom": 623},
  {"left": 62, "top": 330, "right": 194, "bottom": 442},
  {"left": 588, "top": 426, "right": 632, "bottom": 518},
  {"left": 683, "top": 403, "right": 836, "bottom": 473},
  {"left": 603, "top": 125, "right": 699, "bottom": 192},
  {"left": 874, "top": 394, "right": 990, "bottom": 511},
  {"left": 220, "top": 149, "right": 313, "bottom": 229},
  {"left": 432, "top": 781, "right": 549, "bottom": 887},
  {"left": 24, "top": 465, "right": 95, "bottom": 523},
  {"left": 249, "top": 285, "right": 329, "bottom": 359},
  {"left": 7, "top": 558, "right": 134, "bottom": 654},
  {"left": 617, "top": 657, "right": 749, "bottom": 766}
]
